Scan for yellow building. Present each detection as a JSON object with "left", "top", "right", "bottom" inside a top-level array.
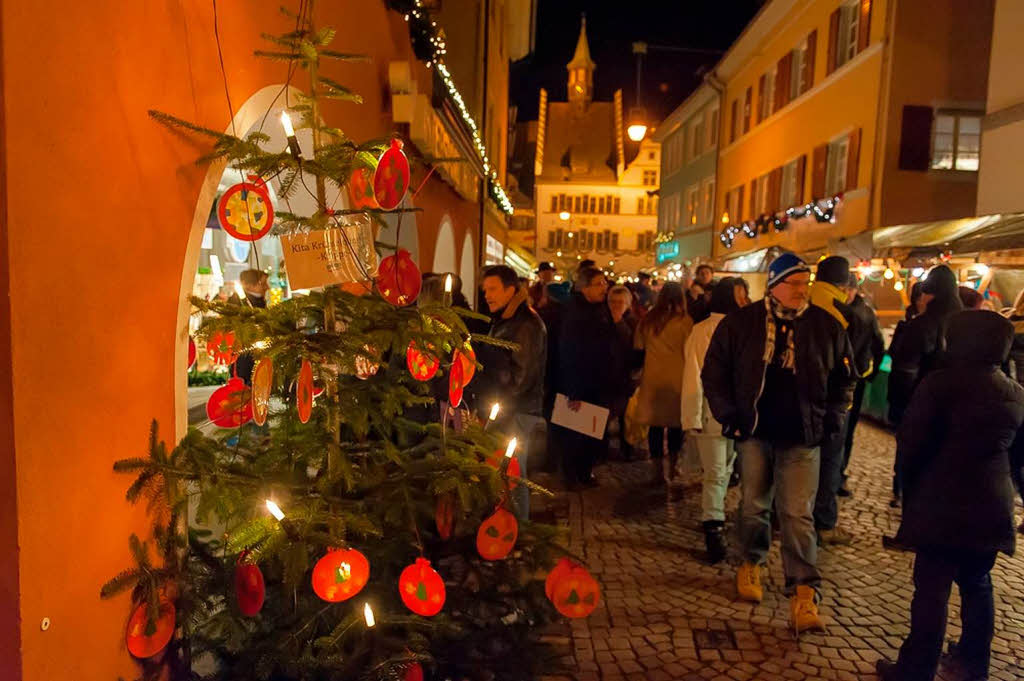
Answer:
[{"left": 710, "top": 0, "right": 995, "bottom": 269}]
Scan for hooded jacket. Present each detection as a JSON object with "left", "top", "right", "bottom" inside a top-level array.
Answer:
[
  {"left": 895, "top": 310, "right": 1024, "bottom": 555},
  {"left": 475, "top": 287, "right": 547, "bottom": 418}
]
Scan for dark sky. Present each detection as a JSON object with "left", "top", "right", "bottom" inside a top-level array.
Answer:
[{"left": 511, "top": 0, "right": 765, "bottom": 124}]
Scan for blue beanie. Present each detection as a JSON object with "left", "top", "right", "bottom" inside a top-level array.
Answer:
[{"left": 767, "top": 252, "right": 810, "bottom": 289}]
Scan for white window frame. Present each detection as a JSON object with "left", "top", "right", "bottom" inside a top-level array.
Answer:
[
  {"left": 708, "top": 107, "right": 719, "bottom": 148},
  {"left": 790, "top": 40, "right": 807, "bottom": 100},
  {"left": 837, "top": 1, "right": 860, "bottom": 69},
  {"left": 693, "top": 118, "right": 706, "bottom": 158},
  {"left": 780, "top": 159, "right": 799, "bottom": 208},
  {"left": 930, "top": 111, "right": 982, "bottom": 172},
  {"left": 760, "top": 68, "right": 776, "bottom": 122},
  {"left": 685, "top": 186, "right": 699, "bottom": 226},
  {"left": 825, "top": 135, "right": 850, "bottom": 196},
  {"left": 727, "top": 186, "right": 742, "bottom": 223},
  {"left": 702, "top": 178, "right": 716, "bottom": 224},
  {"left": 755, "top": 172, "right": 772, "bottom": 214}
]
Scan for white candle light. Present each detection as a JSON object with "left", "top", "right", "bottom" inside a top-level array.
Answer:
[
  {"left": 444, "top": 274, "right": 453, "bottom": 294},
  {"left": 280, "top": 111, "right": 295, "bottom": 137},
  {"left": 505, "top": 437, "right": 517, "bottom": 459},
  {"left": 489, "top": 403, "right": 500, "bottom": 422},
  {"left": 265, "top": 500, "right": 285, "bottom": 521},
  {"left": 363, "top": 602, "right": 376, "bottom": 627}
]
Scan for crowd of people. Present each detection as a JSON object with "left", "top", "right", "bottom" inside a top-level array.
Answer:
[{"left": 422, "top": 253, "right": 1024, "bottom": 681}]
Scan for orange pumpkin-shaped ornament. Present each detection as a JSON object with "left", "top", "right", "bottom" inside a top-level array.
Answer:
[
  {"left": 476, "top": 507, "right": 519, "bottom": 561},
  {"left": 125, "top": 598, "right": 176, "bottom": 659},
  {"left": 218, "top": 175, "right": 275, "bottom": 241},
  {"left": 448, "top": 356, "right": 466, "bottom": 408},
  {"left": 311, "top": 548, "right": 370, "bottom": 602},
  {"left": 373, "top": 138, "right": 411, "bottom": 210},
  {"left": 406, "top": 342, "right": 440, "bottom": 381},
  {"left": 435, "top": 494, "right": 456, "bottom": 540},
  {"left": 454, "top": 343, "right": 477, "bottom": 385},
  {"left": 206, "top": 330, "right": 240, "bottom": 366},
  {"left": 402, "top": 661, "right": 425, "bottom": 681},
  {"left": 296, "top": 359, "right": 313, "bottom": 423},
  {"left": 376, "top": 249, "right": 422, "bottom": 306},
  {"left": 399, "top": 557, "right": 446, "bottom": 616},
  {"left": 347, "top": 165, "right": 380, "bottom": 210},
  {"left": 234, "top": 552, "right": 265, "bottom": 616},
  {"left": 251, "top": 358, "right": 273, "bottom": 426},
  {"left": 551, "top": 565, "right": 601, "bottom": 618},
  {"left": 207, "top": 377, "right": 253, "bottom": 428},
  {"left": 545, "top": 557, "right": 580, "bottom": 601}
]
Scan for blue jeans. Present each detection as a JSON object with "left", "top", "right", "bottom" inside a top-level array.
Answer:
[
  {"left": 510, "top": 413, "right": 544, "bottom": 521},
  {"left": 737, "top": 439, "right": 821, "bottom": 594}
]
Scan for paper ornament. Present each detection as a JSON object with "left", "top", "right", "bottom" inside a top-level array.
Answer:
[
  {"left": 373, "top": 138, "right": 411, "bottom": 210},
  {"left": 454, "top": 343, "right": 476, "bottom": 385},
  {"left": 207, "top": 377, "right": 253, "bottom": 428},
  {"left": 399, "top": 558, "right": 445, "bottom": 616},
  {"left": 347, "top": 165, "right": 379, "bottom": 210},
  {"left": 376, "top": 249, "right": 422, "bottom": 306},
  {"left": 436, "top": 494, "right": 456, "bottom": 540},
  {"left": 550, "top": 565, "right": 601, "bottom": 618},
  {"left": 476, "top": 508, "right": 518, "bottom": 561},
  {"left": 312, "top": 548, "right": 370, "bottom": 603},
  {"left": 448, "top": 357, "right": 465, "bottom": 408},
  {"left": 545, "top": 557, "right": 580, "bottom": 601},
  {"left": 206, "top": 330, "right": 239, "bottom": 366},
  {"left": 218, "top": 175, "right": 274, "bottom": 241},
  {"left": 403, "top": 662, "right": 425, "bottom": 681},
  {"left": 486, "top": 451, "right": 521, "bottom": 488},
  {"left": 251, "top": 358, "right": 273, "bottom": 426},
  {"left": 234, "top": 555, "right": 265, "bottom": 616},
  {"left": 125, "top": 598, "right": 176, "bottom": 658},
  {"left": 187, "top": 336, "right": 197, "bottom": 372},
  {"left": 296, "top": 359, "right": 313, "bottom": 424},
  {"left": 406, "top": 342, "right": 440, "bottom": 382}
]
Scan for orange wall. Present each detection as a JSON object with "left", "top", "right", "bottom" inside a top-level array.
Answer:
[
  {"left": 0, "top": 1, "right": 471, "bottom": 679},
  {"left": 714, "top": 0, "right": 888, "bottom": 260}
]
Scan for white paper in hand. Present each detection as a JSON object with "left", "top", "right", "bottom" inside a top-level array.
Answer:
[{"left": 551, "top": 394, "right": 609, "bottom": 440}]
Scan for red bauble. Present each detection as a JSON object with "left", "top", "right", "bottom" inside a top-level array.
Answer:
[
  {"left": 218, "top": 175, "right": 274, "bottom": 241},
  {"left": 398, "top": 557, "right": 446, "bottom": 616},
  {"left": 406, "top": 342, "right": 440, "bottom": 381},
  {"left": 373, "top": 138, "right": 411, "bottom": 210},
  {"left": 403, "top": 662, "right": 425, "bottom": 681},
  {"left": 376, "top": 249, "right": 422, "bottom": 306},
  {"left": 207, "top": 377, "right": 253, "bottom": 428},
  {"left": 486, "top": 451, "right": 521, "bottom": 488},
  {"left": 436, "top": 494, "right": 456, "bottom": 540},
  {"left": 347, "top": 165, "right": 380, "bottom": 210},
  {"left": 545, "top": 557, "right": 580, "bottom": 601},
  {"left": 448, "top": 357, "right": 465, "bottom": 408},
  {"left": 206, "top": 330, "right": 239, "bottom": 366},
  {"left": 476, "top": 507, "right": 518, "bottom": 561},
  {"left": 251, "top": 358, "right": 273, "bottom": 426},
  {"left": 125, "top": 598, "right": 176, "bottom": 659},
  {"left": 234, "top": 556, "right": 265, "bottom": 616},
  {"left": 296, "top": 359, "right": 313, "bottom": 424},
  {"left": 454, "top": 343, "right": 476, "bottom": 385},
  {"left": 550, "top": 565, "right": 601, "bottom": 618},
  {"left": 311, "top": 548, "right": 370, "bottom": 602},
  {"left": 187, "top": 336, "right": 197, "bottom": 372}
]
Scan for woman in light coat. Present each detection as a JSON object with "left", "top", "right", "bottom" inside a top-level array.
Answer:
[{"left": 682, "top": 277, "right": 750, "bottom": 562}]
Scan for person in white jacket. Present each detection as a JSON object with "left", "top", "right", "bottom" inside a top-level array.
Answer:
[{"left": 682, "top": 276, "right": 750, "bottom": 562}]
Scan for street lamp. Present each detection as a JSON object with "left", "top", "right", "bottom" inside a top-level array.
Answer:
[
  {"left": 628, "top": 42, "right": 648, "bottom": 142},
  {"left": 559, "top": 210, "right": 571, "bottom": 221}
]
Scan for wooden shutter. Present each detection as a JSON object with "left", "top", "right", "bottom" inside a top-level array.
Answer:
[
  {"left": 846, "top": 128, "right": 862, "bottom": 191},
  {"left": 736, "top": 184, "right": 745, "bottom": 221},
  {"left": 858, "top": 0, "right": 872, "bottom": 52},
  {"left": 811, "top": 144, "right": 828, "bottom": 198},
  {"left": 730, "top": 99, "right": 739, "bottom": 143},
  {"left": 827, "top": 9, "right": 840, "bottom": 75},
  {"left": 744, "top": 87, "right": 752, "bottom": 133},
  {"left": 723, "top": 189, "right": 731, "bottom": 221},
  {"left": 769, "top": 167, "right": 784, "bottom": 212},
  {"left": 802, "top": 31, "right": 817, "bottom": 95},
  {"left": 898, "top": 105, "right": 934, "bottom": 170},
  {"left": 757, "top": 74, "right": 767, "bottom": 123},
  {"left": 795, "top": 154, "right": 807, "bottom": 204},
  {"left": 775, "top": 53, "right": 792, "bottom": 111},
  {"left": 749, "top": 178, "right": 758, "bottom": 218}
]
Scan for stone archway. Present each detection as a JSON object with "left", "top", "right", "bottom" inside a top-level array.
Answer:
[
  {"left": 432, "top": 214, "right": 457, "bottom": 275},
  {"left": 459, "top": 230, "right": 476, "bottom": 298}
]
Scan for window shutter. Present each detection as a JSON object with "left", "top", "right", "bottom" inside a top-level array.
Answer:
[
  {"left": 770, "top": 167, "right": 784, "bottom": 212},
  {"left": 744, "top": 87, "right": 752, "bottom": 133},
  {"left": 757, "top": 74, "right": 767, "bottom": 123},
  {"left": 737, "top": 184, "right": 745, "bottom": 221},
  {"left": 846, "top": 128, "right": 862, "bottom": 192},
  {"left": 749, "top": 178, "right": 758, "bottom": 218},
  {"left": 731, "top": 99, "right": 739, "bottom": 143},
  {"left": 898, "top": 105, "right": 934, "bottom": 170},
  {"left": 858, "top": 0, "right": 872, "bottom": 53},
  {"left": 723, "top": 189, "right": 731, "bottom": 220},
  {"left": 827, "top": 9, "right": 840, "bottom": 75},
  {"left": 795, "top": 154, "right": 807, "bottom": 204},
  {"left": 775, "top": 53, "right": 792, "bottom": 111},
  {"left": 812, "top": 144, "right": 828, "bottom": 198},
  {"left": 802, "top": 30, "right": 817, "bottom": 94}
]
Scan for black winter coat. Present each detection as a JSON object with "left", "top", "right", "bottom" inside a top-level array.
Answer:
[
  {"left": 475, "top": 289, "right": 547, "bottom": 419},
  {"left": 559, "top": 293, "right": 617, "bottom": 406},
  {"left": 888, "top": 305, "right": 959, "bottom": 424},
  {"left": 1008, "top": 315, "right": 1024, "bottom": 385},
  {"left": 848, "top": 294, "right": 885, "bottom": 379},
  {"left": 701, "top": 299, "right": 855, "bottom": 447},
  {"left": 895, "top": 310, "right": 1024, "bottom": 555}
]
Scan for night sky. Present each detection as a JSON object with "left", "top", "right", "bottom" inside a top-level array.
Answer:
[{"left": 511, "top": 0, "right": 765, "bottom": 125}]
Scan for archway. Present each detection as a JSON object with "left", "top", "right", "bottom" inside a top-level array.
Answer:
[
  {"left": 432, "top": 214, "right": 457, "bottom": 275},
  {"left": 460, "top": 230, "right": 476, "bottom": 298}
]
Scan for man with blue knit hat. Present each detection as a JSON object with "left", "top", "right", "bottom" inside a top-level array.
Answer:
[{"left": 703, "top": 252, "right": 855, "bottom": 633}]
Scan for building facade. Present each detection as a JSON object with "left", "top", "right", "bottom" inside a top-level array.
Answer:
[
  {"left": 532, "top": 18, "right": 661, "bottom": 277},
  {"left": 652, "top": 82, "right": 720, "bottom": 267}
]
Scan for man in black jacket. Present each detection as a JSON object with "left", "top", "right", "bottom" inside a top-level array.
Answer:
[
  {"left": 233, "top": 269, "right": 269, "bottom": 385},
  {"left": 702, "top": 252, "right": 854, "bottom": 633},
  {"left": 877, "top": 311, "right": 1024, "bottom": 681},
  {"left": 477, "top": 265, "right": 547, "bottom": 519}
]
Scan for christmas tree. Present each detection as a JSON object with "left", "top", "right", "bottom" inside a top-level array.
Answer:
[{"left": 100, "top": 7, "right": 578, "bottom": 680}]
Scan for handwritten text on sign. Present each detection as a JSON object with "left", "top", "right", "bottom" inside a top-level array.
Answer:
[{"left": 280, "top": 225, "right": 379, "bottom": 290}]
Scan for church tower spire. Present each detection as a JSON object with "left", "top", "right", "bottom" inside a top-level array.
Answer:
[{"left": 567, "top": 14, "right": 595, "bottom": 113}]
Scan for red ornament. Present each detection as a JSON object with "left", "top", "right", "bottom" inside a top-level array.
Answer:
[
  {"left": 187, "top": 336, "right": 197, "bottom": 372},
  {"left": 207, "top": 377, "right": 253, "bottom": 428},
  {"left": 545, "top": 557, "right": 580, "bottom": 601},
  {"left": 347, "top": 165, "right": 379, "bottom": 210},
  {"left": 398, "top": 557, "right": 446, "bottom": 616},
  {"left": 448, "top": 357, "right": 465, "bottom": 408},
  {"left": 454, "top": 343, "right": 476, "bottom": 385},
  {"left": 218, "top": 175, "right": 274, "bottom": 241},
  {"left": 125, "top": 598, "right": 176, "bottom": 659},
  {"left": 373, "top": 138, "right": 411, "bottom": 210},
  {"left": 311, "top": 548, "right": 370, "bottom": 603},
  {"left": 206, "top": 330, "right": 239, "bottom": 366},
  {"left": 403, "top": 662, "right": 425, "bottom": 681},
  {"left": 476, "top": 507, "right": 519, "bottom": 561},
  {"left": 406, "top": 342, "right": 440, "bottom": 381},
  {"left": 436, "top": 494, "right": 456, "bottom": 540},
  {"left": 486, "top": 451, "right": 521, "bottom": 488},
  {"left": 550, "top": 565, "right": 601, "bottom": 618},
  {"left": 234, "top": 554, "right": 265, "bottom": 616},
  {"left": 297, "top": 359, "right": 313, "bottom": 424},
  {"left": 251, "top": 358, "right": 273, "bottom": 426},
  {"left": 376, "top": 249, "right": 422, "bottom": 306}
]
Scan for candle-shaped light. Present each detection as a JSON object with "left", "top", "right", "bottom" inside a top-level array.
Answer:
[
  {"left": 443, "top": 273, "right": 453, "bottom": 306},
  {"left": 489, "top": 403, "right": 500, "bottom": 422},
  {"left": 281, "top": 111, "right": 302, "bottom": 158},
  {"left": 505, "top": 437, "right": 518, "bottom": 459},
  {"left": 265, "top": 500, "right": 285, "bottom": 521},
  {"left": 363, "top": 602, "right": 376, "bottom": 628}
]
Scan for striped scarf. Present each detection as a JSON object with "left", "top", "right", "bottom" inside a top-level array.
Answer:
[{"left": 763, "top": 295, "right": 809, "bottom": 370}]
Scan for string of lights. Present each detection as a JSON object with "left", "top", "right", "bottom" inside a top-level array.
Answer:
[
  {"left": 392, "top": 0, "right": 514, "bottom": 215},
  {"left": 719, "top": 194, "right": 843, "bottom": 249}
]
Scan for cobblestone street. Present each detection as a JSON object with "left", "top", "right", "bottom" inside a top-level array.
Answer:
[{"left": 535, "top": 423, "right": 1024, "bottom": 681}]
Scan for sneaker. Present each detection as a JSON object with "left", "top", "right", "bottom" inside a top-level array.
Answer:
[
  {"left": 818, "top": 527, "right": 853, "bottom": 546},
  {"left": 703, "top": 521, "right": 727, "bottom": 564},
  {"left": 736, "top": 563, "right": 763, "bottom": 602},
  {"left": 789, "top": 585, "right": 825, "bottom": 633}
]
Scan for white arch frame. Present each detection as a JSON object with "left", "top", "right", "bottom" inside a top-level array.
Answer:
[
  {"left": 432, "top": 214, "right": 457, "bottom": 275},
  {"left": 459, "top": 230, "right": 476, "bottom": 298}
]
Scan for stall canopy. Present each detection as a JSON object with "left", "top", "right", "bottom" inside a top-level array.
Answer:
[{"left": 873, "top": 212, "right": 1024, "bottom": 256}]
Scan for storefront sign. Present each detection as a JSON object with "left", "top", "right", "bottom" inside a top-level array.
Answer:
[
  {"left": 656, "top": 240, "right": 680, "bottom": 264},
  {"left": 281, "top": 225, "right": 379, "bottom": 290}
]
